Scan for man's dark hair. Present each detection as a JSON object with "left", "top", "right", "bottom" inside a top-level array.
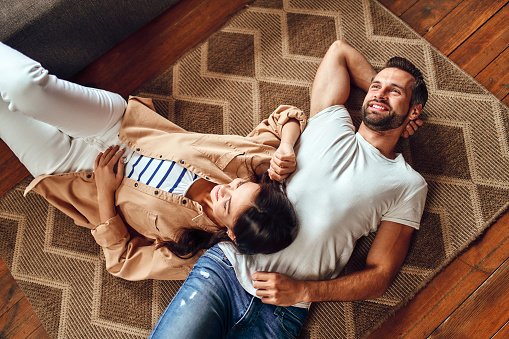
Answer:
[{"left": 383, "top": 57, "right": 428, "bottom": 109}]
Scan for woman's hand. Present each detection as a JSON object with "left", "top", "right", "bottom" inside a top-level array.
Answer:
[
  {"left": 95, "top": 145, "right": 125, "bottom": 194},
  {"left": 94, "top": 145, "right": 125, "bottom": 222},
  {"left": 268, "top": 142, "right": 296, "bottom": 182}
]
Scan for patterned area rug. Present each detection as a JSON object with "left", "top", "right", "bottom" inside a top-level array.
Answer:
[{"left": 1, "top": 0, "right": 508, "bottom": 338}]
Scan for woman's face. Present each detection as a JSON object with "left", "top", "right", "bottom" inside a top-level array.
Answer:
[{"left": 211, "top": 178, "right": 260, "bottom": 232}]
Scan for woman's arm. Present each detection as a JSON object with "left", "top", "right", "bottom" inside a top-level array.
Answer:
[
  {"left": 268, "top": 119, "right": 300, "bottom": 181},
  {"left": 247, "top": 105, "right": 307, "bottom": 181},
  {"left": 92, "top": 215, "right": 197, "bottom": 280}
]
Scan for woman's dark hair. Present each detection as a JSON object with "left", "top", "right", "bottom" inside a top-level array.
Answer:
[
  {"left": 156, "top": 172, "right": 297, "bottom": 259},
  {"left": 383, "top": 57, "right": 428, "bottom": 109}
]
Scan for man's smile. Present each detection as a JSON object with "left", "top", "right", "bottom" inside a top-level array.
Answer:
[{"left": 368, "top": 101, "right": 390, "bottom": 112}]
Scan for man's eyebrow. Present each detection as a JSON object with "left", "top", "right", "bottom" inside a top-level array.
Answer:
[
  {"left": 391, "top": 83, "right": 407, "bottom": 92},
  {"left": 370, "top": 79, "right": 407, "bottom": 93}
]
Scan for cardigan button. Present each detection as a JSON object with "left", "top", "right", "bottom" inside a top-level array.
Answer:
[
  {"left": 86, "top": 174, "right": 92, "bottom": 178},
  {"left": 154, "top": 190, "right": 159, "bottom": 195},
  {"left": 180, "top": 160, "right": 185, "bottom": 164},
  {"left": 136, "top": 148, "right": 140, "bottom": 152},
  {"left": 205, "top": 176, "right": 210, "bottom": 180},
  {"left": 182, "top": 199, "right": 187, "bottom": 204},
  {"left": 134, "top": 183, "right": 138, "bottom": 187}
]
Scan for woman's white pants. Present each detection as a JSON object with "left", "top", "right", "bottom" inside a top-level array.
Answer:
[{"left": 0, "top": 42, "right": 128, "bottom": 177}]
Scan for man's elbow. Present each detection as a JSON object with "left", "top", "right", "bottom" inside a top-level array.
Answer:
[
  {"left": 367, "top": 268, "right": 396, "bottom": 299},
  {"left": 329, "top": 39, "right": 351, "bottom": 54},
  {"left": 370, "top": 283, "right": 390, "bottom": 299}
]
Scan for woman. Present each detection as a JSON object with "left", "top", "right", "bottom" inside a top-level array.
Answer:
[{"left": 0, "top": 42, "right": 307, "bottom": 281}]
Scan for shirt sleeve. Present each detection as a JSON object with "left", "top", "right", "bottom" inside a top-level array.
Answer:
[
  {"left": 381, "top": 181, "right": 428, "bottom": 230},
  {"left": 246, "top": 105, "right": 307, "bottom": 145},
  {"left": 91, "top": 215, "right": 198, "bottom": 280}
]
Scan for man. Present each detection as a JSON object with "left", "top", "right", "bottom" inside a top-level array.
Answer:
[{"left": 149, "top": 40, "right": 428, "bottom": 338}]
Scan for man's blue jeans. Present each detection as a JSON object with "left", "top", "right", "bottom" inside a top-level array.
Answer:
[{"left": 149, "top": 245, "right": 308, "bottom": 338}]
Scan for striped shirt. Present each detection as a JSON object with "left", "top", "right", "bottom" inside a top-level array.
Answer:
[{"left": 124, "top": 151, "right": 199, "bottom": 197}]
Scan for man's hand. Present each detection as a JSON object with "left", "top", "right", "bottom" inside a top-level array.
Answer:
[
  {"left": 268, "top": 142, "right": 296, "bottom": 182},
  {"left": 252, "top": 271, "right": 308, "bottom": 306},
  {"left": 401, "top": 119, "right": 424, "bottom": 138}
]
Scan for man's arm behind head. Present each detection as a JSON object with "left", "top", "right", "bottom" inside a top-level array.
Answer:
[{"left": 309, "top": 40, "right": 376, "bottom": 118}]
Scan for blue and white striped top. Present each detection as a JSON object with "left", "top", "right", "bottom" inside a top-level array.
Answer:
[{"left": 124, "top": 151, "right": 199, "bottom": 197}]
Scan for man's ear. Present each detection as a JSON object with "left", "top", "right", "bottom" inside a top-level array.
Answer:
[{"left": 408, "top": 103, "right": 422, "bottom": 120}]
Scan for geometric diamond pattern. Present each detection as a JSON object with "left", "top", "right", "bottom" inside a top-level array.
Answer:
[
  {"left": 287, "top": 13, "right": 337, "bottom": 58},
  {"left": 207, "top": 32, "right": 255, "bottom": 77},
  {"left": 409, "top": 123, "right": 471, "bottom": 180},
  {"left": 369, "top": 0, "right": 418, "bottom": 39},
  {"left": 98, "top": 268, "right": 153, "bottom": 330},
  {"left": 48, "top": 207, "right": 100, "bottom": 257},
  {"left": 405, "top": 211, "right": 446, "bottom": 270},
  {"left": 173, "top": 99, "right": 224, "bottom": 134},
  {"left": 1, "top": 0, "right": 508, "bottom": 338}
]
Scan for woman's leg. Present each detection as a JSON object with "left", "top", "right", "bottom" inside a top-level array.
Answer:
[
  {"left": 0, "top": 42, "right": 127, "bottom": 139},
  {"left": 0, "top": 100, "right": 98, "bottom": 177},
  {"left": 0, "top": 42, "right": 128, "bottom": 176}
]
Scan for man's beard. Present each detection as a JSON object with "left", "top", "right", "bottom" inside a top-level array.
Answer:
[{"left": 361, "top": 100, "right": 409, "bottom": 131}]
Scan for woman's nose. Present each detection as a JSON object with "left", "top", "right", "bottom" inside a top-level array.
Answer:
[{"left": 221, "top": 184, "right": 231, "bottom": 197}]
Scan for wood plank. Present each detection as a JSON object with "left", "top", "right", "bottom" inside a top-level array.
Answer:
[
  {"left": 26, "top": 325, "right": 50, "bottom": 339},
  {"left": 378, "top": 0, "right": 419, "bottom": 16},
  {"left": 475, "top": 47, "right": 509, "bottom": 101},
  {"left": 0, "top": 141, "right": 29, "bottom": 197},
  {"left": 429, "top": 259, "right": 509, "bottom": 338},
  {"left": 423, "top": 0, "right": 507, "bottom": 56},
  {"left": 458, "top": 211, "right": 509, "bottom": 271},
  {"left": 72, "top": 0, "right": 253, "bottom": 96},
  {"left": 0, "top": 257, "right": 24, "bottom": 316},
  {"left": 449, "top": 4, "right": 509, "bottom": 76},
  {"left": 493, "top": 320, "right": 509, "bottom": 338},
  {"left": 400, "top": 0, "right": 463, "bottom": 36},
  {"left": 0, "top": 298, "right": 44, "bottom": 339},
  {"left": 369, "top": 261, "right": 489, "bottom": 338},
  {"left": 71, "top": 0, "right": 211, "bottom": 88},
  {"left": 369, "top": 212, "right": 509, "bottom": 338}
]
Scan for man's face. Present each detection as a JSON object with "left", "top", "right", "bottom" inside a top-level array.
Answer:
[{"left": 361, "top": 67, "right": 415, "bottom": 131}]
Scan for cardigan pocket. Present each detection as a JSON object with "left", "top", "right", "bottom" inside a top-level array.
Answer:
[
  {"left": 191, "top": 135, "right": 245, "bottom": 170},
  {"left": 119, "top": 201, "right": 159, "bottom": 236}
]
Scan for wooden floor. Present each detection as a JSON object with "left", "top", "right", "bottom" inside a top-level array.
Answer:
[{"left": 0, "top": 0, "right": 508, "bottom": 337}]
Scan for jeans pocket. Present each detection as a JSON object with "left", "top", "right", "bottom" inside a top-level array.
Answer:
[
  {"left": 276, "top": 306, "right": 308, "bottom": 338},
  {"left": 202, "top": 245, "right": 234, "bottom": 269}
]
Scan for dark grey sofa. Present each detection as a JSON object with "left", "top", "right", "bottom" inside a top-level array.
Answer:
[{"left": 1, "top": 0, "right": 181, "bottom": 79}]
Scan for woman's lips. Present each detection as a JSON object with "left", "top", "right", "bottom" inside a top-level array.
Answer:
[{"left": 215, "top": 185, "right": 220, "bottom": 201}]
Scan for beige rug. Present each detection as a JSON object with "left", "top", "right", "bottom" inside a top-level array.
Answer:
[{"left": 1, "top": 0, "right": 508, "bottom": 338}]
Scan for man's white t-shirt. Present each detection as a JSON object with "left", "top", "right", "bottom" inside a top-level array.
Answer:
[{"left": 219, "top": 105, "right": 427, "bottom": 307}]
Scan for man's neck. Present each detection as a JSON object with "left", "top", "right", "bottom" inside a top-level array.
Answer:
[{"left": 357, "top": 123, "right": 402, "bottom": 160}]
